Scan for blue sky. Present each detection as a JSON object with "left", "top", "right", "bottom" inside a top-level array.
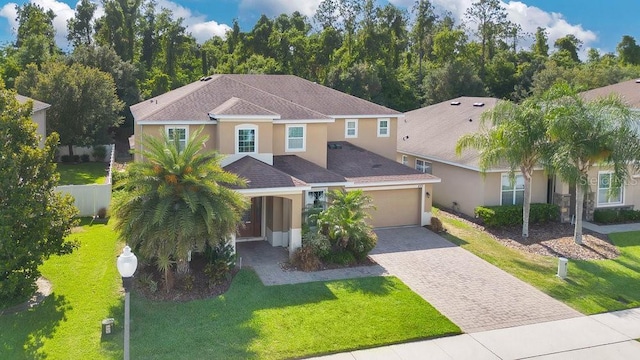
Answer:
[{"left": 0, "top": 0, "right": 637, "bottom": 57}]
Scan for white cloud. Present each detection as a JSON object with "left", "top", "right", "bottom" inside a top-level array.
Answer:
[
  {"left": 156, "top": 0, "right": 231, "bottom": 42},
  {"left": 238, "top": 0, "right": 322, "bottom": 18}
]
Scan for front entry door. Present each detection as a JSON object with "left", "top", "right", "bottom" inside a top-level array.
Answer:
[{"left": 238, "top": 197, "right": 262, "bottom": 238}]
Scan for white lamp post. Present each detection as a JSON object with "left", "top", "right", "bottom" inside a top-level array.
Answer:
[{"left": 117, "top": 246, "right": 137, "bottom": 360}]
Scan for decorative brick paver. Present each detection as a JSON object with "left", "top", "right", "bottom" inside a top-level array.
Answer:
[{"left": 371, "top": 227, "right": 582, "bottom": 333}]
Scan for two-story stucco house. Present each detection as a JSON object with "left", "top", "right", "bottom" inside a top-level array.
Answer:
[{"left": 130, "top": 74, "right": 439, "bottom": 254}]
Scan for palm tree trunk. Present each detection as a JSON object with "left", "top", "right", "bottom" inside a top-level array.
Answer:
[
  {"left": 522, "top": 171, "right": 532, "bottom": 238},
  {"left": 176, "top": 259, "right": 190, "bottom": 275},
  {"left": 574, "top": 186, "right": 585, "bottom": 245}
]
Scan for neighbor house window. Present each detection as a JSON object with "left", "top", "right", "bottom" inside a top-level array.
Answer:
[
  {"left": 598, "top": 172, "right": 623, "bottom": 206},
  {"left": 415, "top": 159, "right": 432, "bottom": 174},
  {"left": 377, "top": 118, "right": 389, "bottom": 137},
  {"left": 236, "top": 125, "right": 257, "bottom": 153},
  {"left": 166, "top": 126, "right": 188, "bottom": 151},
  {"left": 345, "top": 119, "right": 358, "bottom": 138},
  {"left": 286, "top": 124, "right": 306, "bottom": 152},
  {"left": 306, "top": 189, "right": 327, "bottom": 209},
  {"left": 402, "top": 155, "right": 408, "bottom": 166},
  {"left": 501, "top": 174, "right": 524, "bottom": 205}
]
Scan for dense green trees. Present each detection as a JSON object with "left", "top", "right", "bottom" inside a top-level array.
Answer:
[
  {"left": 0, "top": 89, "right": 78, "bottom": 307},
  {"left": 1, "top": 0, "right": 640, "bottom": 141}
]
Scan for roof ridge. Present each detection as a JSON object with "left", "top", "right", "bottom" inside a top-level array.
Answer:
[
  {"left": 138, "top": 75, "right": 222, "bottom": 120},
  {"left": 211, "top": 96, "right": 279, "bottom": 116},
  {"left": 222, "top": 75, "right": 331, "bottom": 119},
  {"left": 229, "top": 155, "right": 308, "bottom": 186}
]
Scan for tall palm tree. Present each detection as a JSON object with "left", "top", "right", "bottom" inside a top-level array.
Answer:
[
  {"left": 112, "top": 127, "right": 248, "bottom": 290},
  {"left": 456, "top": 98, "right": 547, "bottom": 238},
  {"left": 544, "top": 83, "right": 638, "bottom": 244}
]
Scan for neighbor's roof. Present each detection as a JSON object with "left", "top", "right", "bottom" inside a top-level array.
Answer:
[
  {"left": 223, "top": 156, "right": 307, "bottom": 189},
  {"left": 273, "top": 155, "right": 346, "bottom": 184},
  {"left": 399, "top": 97, "right": 500, "bottom": 170},
  {"left": 15, "top": 94, "right": 50, "bottom": 112},
  {"left": 131, "top": 75, "right": 400, "bottom": 122},
  {"left": 581, "top": 78, "right": 640, "bottom": 108},
  {"left": 327, "top": 142, "right": 439, "bottom": 184}
]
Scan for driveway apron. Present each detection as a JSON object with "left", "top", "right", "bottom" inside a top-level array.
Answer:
[{"left": 371, "top": 227, "right": 582, "bottom": 333}]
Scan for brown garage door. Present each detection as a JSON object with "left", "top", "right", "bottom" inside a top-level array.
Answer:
[{"left": 364, "top": 188, "right": 421, "bottom": 228}]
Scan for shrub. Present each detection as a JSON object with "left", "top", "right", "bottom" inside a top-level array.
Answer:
[
  {"left": 61, "top": 155, "right": 72, "bottom": 163},
  {"left": 291, "top": 246, "right": 322, "bottom": 271},
  {"left": 96, "top": 207, "right": 108, "bottom": 219},
  {"left": 203, "top": 242, "right": 236, "bottom": 287},
  {"left": 80, "top": 154, "right": 90, "bottom": 163},
  {"left": 475, "top": 203, "right": 559, "bottom": 228},
  {"left": 324, "top": 250, "right": 356, "bottom": 265},
  {"left": 92, "top": 145, "right": 107, "bottom": 162},
  {"left": 111, "top": 169, "right": 128, "bottom": 188},
  {"left": 302, "top": 231, "right": 331, "bottom": 259},
  {"left": 72, "top": 155, "right": 80, "bottom": 163},
  {"left": 137, "top": 273, "right": 158, "bottom": 293},
  {"left": 594, "top": 208, "right": 640, "bottom": 224},
  {"left": 429, "top": 217, "right": 444, "bottom": 233},
  {"left": 346, "top": 231, "right": 377, "bottom": 261}
]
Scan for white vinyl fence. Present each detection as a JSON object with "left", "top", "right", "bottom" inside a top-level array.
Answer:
[{"left": 55, "top": 144, "right": 115, "bottom": 217}]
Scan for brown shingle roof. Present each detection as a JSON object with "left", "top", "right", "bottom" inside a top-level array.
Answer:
[
  {"left": 327, "top": 142, "right": 439, "bottom": 184},
  {"left": 15, "top": 94, "right": 50, "bottom": 112},
  {"left": 130, "top": 75, "right": 400, "bottom": 122},
  {"left": 210, "top": 97, "right": 280, "bottom": 117},
  {"left": 581, "top": 79, "right": 640, "bottom": 108},
  {"left": 223, "top": 156, "right": 307, "bottom": 189},
  {"left": 273, "top": 155, "right": 346, "bottom": 184},
  {"left": 399, "top": 97, "right": 500, "bottom": 170}
]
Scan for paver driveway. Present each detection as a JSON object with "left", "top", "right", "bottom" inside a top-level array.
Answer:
[{"left": 371, "top": 227, "right": 582, "bottom": 333}]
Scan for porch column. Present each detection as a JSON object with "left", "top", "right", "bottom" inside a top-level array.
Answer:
[
  {"left": 288, "top": 194, "right": 303, "bottom": 257},
  {"left": 421, "top": 184, "right": 433, "bottom": 226}
]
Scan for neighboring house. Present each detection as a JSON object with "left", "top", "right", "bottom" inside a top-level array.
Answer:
[
  {"left": 398, "top": 97, "right": 550, "bottom": 218},
  {"left": 130, "top": 74, "right": 439, "bottom": 254},
  {"left": 16, "top": 94, "right": 50, "bottom": 148}
]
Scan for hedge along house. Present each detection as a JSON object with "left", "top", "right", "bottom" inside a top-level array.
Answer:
[
  {"left": 398, "top": 97, "right": 550, "bottom": 218},
  {"left": 130, "top": 75, "right": 439, "bottom": 255}
]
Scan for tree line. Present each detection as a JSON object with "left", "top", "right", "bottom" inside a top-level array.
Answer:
[{"left": 2, "top": 0, "right": 640, "bottom": 147}]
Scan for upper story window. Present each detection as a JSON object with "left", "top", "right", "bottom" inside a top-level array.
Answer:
[
  {"left": 402, "top": 155, "right": 408, "bottom": 166},
  {"left": 598, "top": 172, "right": 623, "bottom": 206},
  {"left": 501, "top": 174, "right": 524, "bottom": 205},
  {"left": 286, "top": 124, "right": 306, "bottom": 152},
  {"left": 345, "top": 119, "right": 358, "bottom": 138},
  {"left": 377, "top": 118, "right": 390, "bottom": 137},
  {"left": 166, "top": 126, "right": 188, "bottom": 151},
  {"left": 416, "top": 159, "right": 432, "bottom": 174},
  {"left": 236, "top": 125, "right": 257, "bottom": 154}
]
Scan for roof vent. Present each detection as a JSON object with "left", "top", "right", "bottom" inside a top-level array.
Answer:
[
  {"left": 200, "top": 76, "right": 213, "bottom": 81},
  {"left": 473, "top": 102, "right": 485, "bottom": 107},
  {"left": 469, "top": 118, "right": 473, "bottom": 122},
  {"left": 328, "top": 143, "right": 342, "bottom": 150},
  {"left": 636, "top": 79, "right": 640, "bottom": 83},
  {"left": 450, "top": 101, "right": 461, "bottom": 106},
  {"left": 372, "top": 164, "right": 382, "bottom": 169}
]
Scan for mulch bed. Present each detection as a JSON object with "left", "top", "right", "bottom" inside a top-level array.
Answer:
[
  {"left": 437, "top": 209, "right": 620, "bottom": 261},
  {"left": 134, "top": 255, "right": 237, "bottom": 302}
]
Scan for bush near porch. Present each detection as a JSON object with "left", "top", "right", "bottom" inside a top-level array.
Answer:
[
  {"left": 475, "top": 203, "right": 560, "bottom": 228},
  {"left": 593, "top": 208, "right": 640, "bottom": 224}
]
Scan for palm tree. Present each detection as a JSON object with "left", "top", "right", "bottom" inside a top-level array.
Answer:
[
  {"left": 456, "top": 98, "right": 547, "bottom": 238},
  {"left": 315, "top": 189, "right": 374, "bottom": 249},
  {"left": 544, "top": 83, "right": 638, "bottom": 244},
  {"left": 112, "top": 127, "right": 248, "bottom": 290}
]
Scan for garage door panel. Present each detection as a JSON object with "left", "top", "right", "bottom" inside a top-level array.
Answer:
[{"left": 365, "top": 188, "right": 420, "bottom": 228}]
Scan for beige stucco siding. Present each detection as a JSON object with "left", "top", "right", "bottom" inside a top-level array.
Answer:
[
  {"left": 364, "top": 188, "right": 421, "bottom": 227},
  {"left": 328, "top": 117, "right": 398, "bottom": 160},
  {"left": 273, "top": 123, "right": 328, "bottom": 167},
  {"left": 32, "top": 109, "right": 46, "bottom": 147}
]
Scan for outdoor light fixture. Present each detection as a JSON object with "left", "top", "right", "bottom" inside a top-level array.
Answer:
[
  {"left": 117, "top": 246, "right": 138, "bottom": 360},
  {"left": 425, "top": 191, "right": 431, "bottom": 198}
]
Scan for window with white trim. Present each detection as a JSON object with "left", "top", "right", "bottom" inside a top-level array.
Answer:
[
  {"left": 377, "top": 118, "right": 390, "bottom": 137},
  {"left": 345, "top": 119, "right": 358, "bottom": 138},
  {"left": 166, "top": 126, "right": 188, "bottom": 151},
  {"left": 306, "top": 189, "right": 327, "bottom": 209},
  {"left": 501, "top": 174, "right": 524, "bottom": 205},
  {"left": 415, "top": 159, "right": 432, "bottom": 174},
  {"left": 286, "top": 124, "right": 305, "bottom": 152},
  {"left": 402, "top": 155, "right": 408, "bottom": 166},
  {"left": 598, "top": 172, "right": 623, "bottom": 206},
  {"left": 236, "top": 125, "right": 257, "bottom": 154}
]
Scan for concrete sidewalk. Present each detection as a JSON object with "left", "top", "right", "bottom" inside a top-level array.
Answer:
[
  {"left": 308, "top": 308, "right": 640, "bottom": 360},
  {"left": 582, "top": 221, "right": 640, "bottom": 234}
]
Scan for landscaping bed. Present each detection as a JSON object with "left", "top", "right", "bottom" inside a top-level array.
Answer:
[{"left": 437, "top": 209, "right": 619, "bottom": 260}]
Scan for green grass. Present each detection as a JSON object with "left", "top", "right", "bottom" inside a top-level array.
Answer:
[
  {"left": 436, "top": 208, "right": 640, "bottom": 315},
  {"left": 1, "top": 222, "right": 460, "bottom": 360},
  {"left": 57, "top": 163, "right": 108, "bottom": 185},
  {"left": 0, "top": 220, "right": 122, "bottom": 359}
]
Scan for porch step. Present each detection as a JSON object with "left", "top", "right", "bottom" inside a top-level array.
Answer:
[{"left": 236, "top": 237, "right": 266, "bottom": 243}]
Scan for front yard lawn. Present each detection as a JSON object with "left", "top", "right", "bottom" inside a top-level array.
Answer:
[
  {"left": 57, "top": 163, "right": 108, "bottom": 185},
  {"left": 437, "top": 208, "right": 640, "bottom": 315},
  {"left": 0, "top": 222, "right": 460, "bottom": 360}
]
